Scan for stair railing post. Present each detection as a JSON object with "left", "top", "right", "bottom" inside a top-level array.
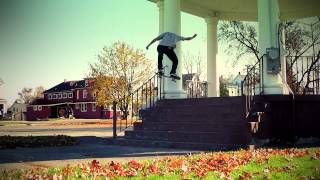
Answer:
[{"left": 113, "top": 101, "right": 117, "bottom": 138}]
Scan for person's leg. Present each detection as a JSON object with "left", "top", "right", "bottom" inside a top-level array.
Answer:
[
  {"left": 157, "top": 46, "right": 164, "bottom": 71},
  {"left": 164, "top": 48, "right": 178, "bottom": 74}
]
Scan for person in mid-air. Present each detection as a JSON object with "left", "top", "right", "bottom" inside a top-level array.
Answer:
[{"left": 146, "top": 32, "right": 197, "bottom": 79}]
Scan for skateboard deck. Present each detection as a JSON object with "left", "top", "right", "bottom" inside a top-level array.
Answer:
[{"left": 156, "top": 73, "right": 181, "bottom": 82}]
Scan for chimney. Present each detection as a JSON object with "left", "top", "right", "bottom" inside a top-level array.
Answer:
[{"left": 64, "top": 79, "right": 67, "bottom": 83}]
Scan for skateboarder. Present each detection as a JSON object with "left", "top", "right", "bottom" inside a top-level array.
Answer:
[{"left": 146, "top": 32, "right": 197, "bottom": 79}]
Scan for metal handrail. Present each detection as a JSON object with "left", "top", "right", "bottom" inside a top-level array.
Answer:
[
  {"left": 242, "top": 54, "right": 265, "bottom": 118},
  {"left": 113, "top": 67, "right": 166, "bottom": 136}
]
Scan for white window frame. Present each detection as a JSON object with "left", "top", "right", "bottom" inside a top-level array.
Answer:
[
  {"left": 58, "top": 93, "right": 62, "bottom": 99},
  {"left": 38, "top": 106, "right": 42, "bottom": 111},
  {"left": 83, "top": 90, "right": 87, "bottom": 99},
  {"left": 80, "top": 103, "right": 87, "bottom": 112},
  {"left": 103, "top": 104, "right": 108, "bottom": 110},
  {"left": 52, "top": 94, "right": 57, "bottom": 99},
  {"left": 33, "top": 106, "right": 37, "bottom": 111},
  {"left": 48, "top": 94, "right": 52, "bottom": 100},
  {"left": 68, "top": 92, "right": 73, "bottom": 98},
  {"left": 77, "top": 90, "right": 79, "bottom": 99},
  {"left": 92, "top": 103, "right": 96, "bottom": 112},
  {"left": 63, "top": 93, "right": 67, "bottom": 98}
]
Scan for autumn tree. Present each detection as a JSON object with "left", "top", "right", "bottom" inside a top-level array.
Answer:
[{"left": 90, "top": 42, "right": 152, "bottom": 118}]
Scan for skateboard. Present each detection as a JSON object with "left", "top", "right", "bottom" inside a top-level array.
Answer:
[{"left": 156, "top": 72, "right": 181, "bottom": 82}]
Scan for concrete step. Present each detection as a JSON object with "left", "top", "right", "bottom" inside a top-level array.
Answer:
[
  {"left": 106, "top": 137, "right": 247, "bottom": 151},
  {"left": 125, "top": 130, "right": 250, "bottom": 144},
  {"left": 141, "top": 113, "right": 245, "bottom": 123},
  {"left": 149, "top": 104, "right": 244, "bottom": 114},
  {"left": 133, "top": 121, "right": 248, "bottom": 132},
  {"left": 156, "top": 96, "right": 244, "bottom": 107}
]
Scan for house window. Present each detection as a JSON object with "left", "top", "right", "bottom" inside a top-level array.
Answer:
[
  {"left": 92, "top": 103, "right": 96, "bottom": 112},
  {"left": 48, "top": 94, "right": 52, "bottom": 100},
  {"left": 83, "top": 90, "right": 87, "bottom": 99},
  {"left": 85, "top": 80, "right": 89, "bottom": 87},
  {"left": 63, "top": 93, "right": 67, "bottom": 98},
  {"left": 52, "top": 94, "right": 57, "bottom": 99},
  {"left": 103, "top": 104, "right": 109, "bottom": 110},
  {"left": 77, "top": 90, "right": 79, "bottom": 99},
  {"left": 38, "top": 106, "right": 42, "bottom": 111},
  {"left": 33, "top": 106, "right": 37, "bottom": 111},
  {"left": 68, "top": 92, "right": 73, "bottom": 98},
  {"left": 80, "top": 103, "right": 87, "bottom": 112},
  {"left": 57, "top": 93, "right": 62, "bottom": 99}
]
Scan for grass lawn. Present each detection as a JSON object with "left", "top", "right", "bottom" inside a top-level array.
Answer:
[
  {"left": 0, "top": 135, "right": 78, "bottom": 149},
  {"left": 1, "top": 147, "right": 319, "bottom": 179}
]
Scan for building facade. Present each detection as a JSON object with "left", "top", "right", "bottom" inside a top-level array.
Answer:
[
  {"left": 7, "top": 99, "right": 27, "bottom": 120},
  {"left": 0, "top": 98, "right": 7, "bottom": 119},
  {"left": 27, "top": 79, "right": 114, "bottom": 120}
]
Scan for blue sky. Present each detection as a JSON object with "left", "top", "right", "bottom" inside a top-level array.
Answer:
[{"left": 0, "top": 0, "right": 239, "bottom": 105}]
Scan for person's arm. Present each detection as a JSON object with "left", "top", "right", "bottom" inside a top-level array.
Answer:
[
  {"left": 183, "top": 34, "right": 197, "bottom": 41},
  {"left": 146, "top": 34, "right": 163, "bottom": 50}
]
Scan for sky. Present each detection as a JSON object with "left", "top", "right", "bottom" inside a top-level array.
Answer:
[{"left": 0, "top": 0, "right": 242, "bottom": 105}]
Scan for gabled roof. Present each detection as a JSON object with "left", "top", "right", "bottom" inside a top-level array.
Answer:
[
  {"left": 44, "top": 81, "right": 76, "bottom": 93},
  {"left": 44, "top": 79, "right": 93, "bottom": 93}
]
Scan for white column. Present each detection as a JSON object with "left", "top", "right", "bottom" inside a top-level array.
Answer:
[
  {"left": 157, "top": 0, "right": 164, "bottom": 33},
  {"left": 205, "top": 17, "right": 219, "bottom": 97},
  {"left": 258, "top": 0, "right": 286, "bottom": 94},
  {"left": 162, "top": 0, "right": 185, "bottom": 98}
]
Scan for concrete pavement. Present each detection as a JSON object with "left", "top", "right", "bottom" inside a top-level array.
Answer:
[
  {"left": 0, "top": 136, "right": 198, "bottom": 170},
  {"left": 0, "top": 119, "right": 199, "bottom": 170}
]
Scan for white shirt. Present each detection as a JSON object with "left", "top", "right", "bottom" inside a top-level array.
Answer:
[{"left": 158, "top": 32, "right": 185, "bottom": 47}]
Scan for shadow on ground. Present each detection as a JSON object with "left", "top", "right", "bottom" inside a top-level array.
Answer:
[{"left": 0, "top": 136, "right": 197, "bottom": 164}]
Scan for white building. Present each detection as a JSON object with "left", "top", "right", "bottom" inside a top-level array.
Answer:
[
  {"left": 0, "top": 98, "right": 8, "bottom": 118},
  {"left": 147, "top": 0, "right": 320, "bottom": 98}
]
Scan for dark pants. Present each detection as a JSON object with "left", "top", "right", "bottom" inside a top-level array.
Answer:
[{"left": 157, "top": 45, "right": 178, "bottom": 74}]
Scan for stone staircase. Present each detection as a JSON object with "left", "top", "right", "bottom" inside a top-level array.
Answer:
[{"left": 108, "top": 96, "right": 251, "bottom": 150}]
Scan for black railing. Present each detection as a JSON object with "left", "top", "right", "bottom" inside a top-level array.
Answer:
[
  {"left": 112, "top": 68, "right": 166, "bottom": 137},
  {"left": 185, "top": 80, "right": 208, "bottom": 98},
  {"left": 242, "top": 55, "right": 265, "bottom": 118},
  {"left": 286, "top": 56, "right": 320, "bottom": 95}
]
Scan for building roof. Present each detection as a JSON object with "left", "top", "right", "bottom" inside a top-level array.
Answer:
[
  {"left": 44, "top": 79, "right": 93, "bottom": 93},
  {"left": 8, "top": 101, "right": 27, "bottom": 112},
  {"left": 148, "top": 0, "right": 320, "bottom": 21}
]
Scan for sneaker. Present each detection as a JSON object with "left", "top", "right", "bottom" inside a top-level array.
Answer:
[
  {"left": 170, "top": 73, "right": 180, "bottom": 79},
  {"left": 157, "top": 69, "right": 164, "bottom": 76}
]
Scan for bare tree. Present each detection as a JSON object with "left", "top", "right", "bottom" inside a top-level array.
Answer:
[
  {"left": 182, "top": 51, "right": 205, "bottom": 78},
  {"left": 34, "top": 86, "right": 45, "bottom": 98},
  {"left": 283, "top": 17, "right": 320, "bottom": 93},
  {"left": 18, "top": 88, "right": 34, "bottom": 104},
  {"left": 219, "top": 18, "right": 320, "bottom": 94},
  {"left": 218, "top": 21, "right": 259, "bottom": 67}
]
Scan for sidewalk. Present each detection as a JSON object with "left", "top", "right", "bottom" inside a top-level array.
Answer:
[{"left": 0, "top": 136, "right": 199, "bottom": 170}]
